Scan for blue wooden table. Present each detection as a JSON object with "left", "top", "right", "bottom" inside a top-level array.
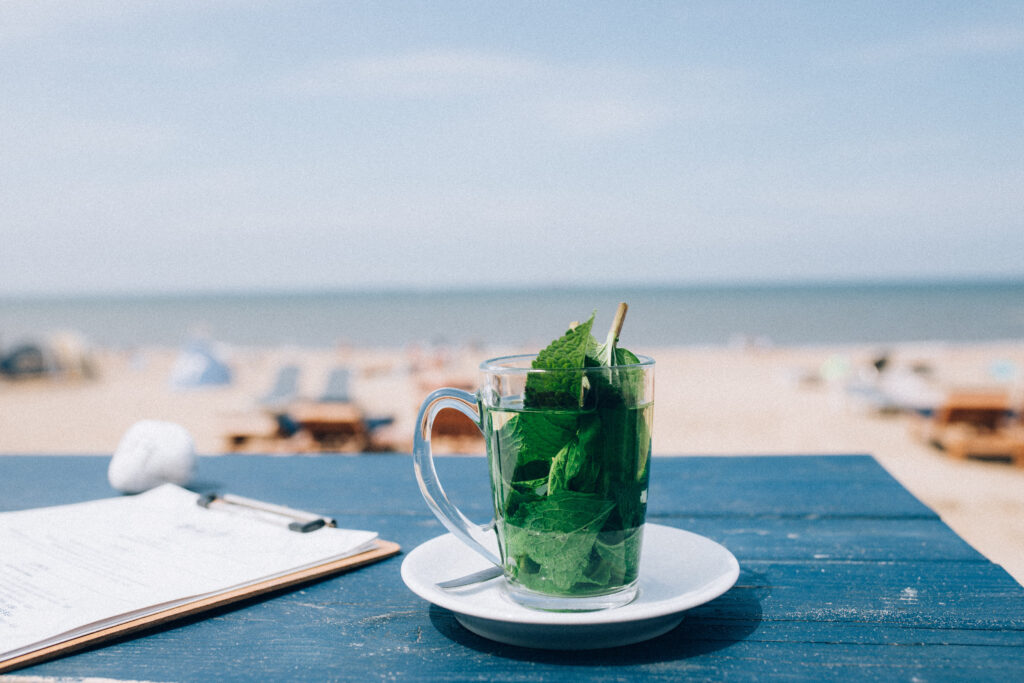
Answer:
[{"left": 2, "top": 454, "right": 1023, "bottom": 681}]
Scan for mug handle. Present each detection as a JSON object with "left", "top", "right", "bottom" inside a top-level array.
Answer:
[{"left": 412, "top": 388, "right": 500, "bottom": 566}]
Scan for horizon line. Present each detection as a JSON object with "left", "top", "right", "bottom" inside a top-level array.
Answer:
[{"left": 3, "top": 274, "right": 1024, "bottom": 301}]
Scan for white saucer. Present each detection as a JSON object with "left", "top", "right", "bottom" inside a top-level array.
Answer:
[{"left": 401, "top": 523, "right": 739, "bottom": 649}]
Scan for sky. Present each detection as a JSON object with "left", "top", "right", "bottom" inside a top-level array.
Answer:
[{"left": 1, "top": 1, "right": 1023, "bottom": 296}]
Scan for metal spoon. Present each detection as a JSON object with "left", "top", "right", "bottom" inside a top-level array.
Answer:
[{"left": 436, "top": 565, "right": 503, "bottom": 589}]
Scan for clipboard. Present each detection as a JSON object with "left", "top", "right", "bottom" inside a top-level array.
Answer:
[
  {"left": 1, "top": 540, "right": 400, "bottom": 673},
  {"left": 0, "top": 487, "right": 401, "bottom": 674}
]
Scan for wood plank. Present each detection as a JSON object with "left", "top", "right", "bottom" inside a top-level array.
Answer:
[
  {"left": 702, "top": 561, "right": 1024, "bottom": 630},
  {"left": 20, "top": 590, "right": 1024, "bottom": 681},
  {"left": 0, "top": 454, "right": 936, "bottom": 519},
  {"left": 651, "top": 515, "right": 984, "bottom": 562}
]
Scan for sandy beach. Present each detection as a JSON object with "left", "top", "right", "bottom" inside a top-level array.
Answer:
[{"left": 1, "top": 341, "right": 1022, "bottom": 586}]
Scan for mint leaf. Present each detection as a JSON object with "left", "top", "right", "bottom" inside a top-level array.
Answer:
[
  {"left": 586, "top": 303, "right": 644, "bottom": 405},
  {"left": 524, "top": 314, "right": 594, "bottom": 408},
  {"left": 500, "top": 411, "right": 577, "bottom": 471},
  {"left": 613, "top": 346, "right": 640, "bottom": 365},
  {"left": 547, "top": 415, "right": 600, "bottom": 494},
  {"left": 587, "top": 302, "right": 628, "bottom": 367},
  {"left": 588, "top": 327, "right": 618, "bottom": 369},
  {"left": 505, "top": 490, "right": 615, "bottom": 592},
  {"left": 593, "top": 526, "right": 644, "bottom": 585}
]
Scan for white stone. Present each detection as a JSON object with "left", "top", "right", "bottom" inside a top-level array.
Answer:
[{"left": 108, "top": 420, "right": 197, "bottom": 493}]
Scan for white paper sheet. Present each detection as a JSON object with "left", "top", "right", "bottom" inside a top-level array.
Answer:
[{"left": 0, "top": 484, "right": 378, "bottom": 660}]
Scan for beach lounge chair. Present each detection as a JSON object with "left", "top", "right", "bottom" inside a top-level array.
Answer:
[
  {"left": 933, "top": 422, "right": 1024, "bottom": 465},
  {"left": 168, "top": 339, "right": 232, "bottom": 389},
  {"left": 925, "top": 390, "right": 1024, "bottom": 464},
  {"left": 931, "top": 390, "right": 1012, "bottom": 430},
  {"left": 318, "top": 367, "right": 353, "bottom": 403},
  {"left": 259, "top": 365, "right": 300, "bottom": 410}
]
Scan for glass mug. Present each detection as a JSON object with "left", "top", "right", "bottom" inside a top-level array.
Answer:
[{"left": 413, "top": 353, "right": 654, "bottom": 611}]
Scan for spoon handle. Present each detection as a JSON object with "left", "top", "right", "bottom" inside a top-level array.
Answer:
[{"left": 436, "top": 565, "right": 504, "bottom": 589}]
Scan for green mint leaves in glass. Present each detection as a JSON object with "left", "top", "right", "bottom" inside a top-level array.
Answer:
[{"left": 413, "top": 304, "right": 654, "bottom": 611}]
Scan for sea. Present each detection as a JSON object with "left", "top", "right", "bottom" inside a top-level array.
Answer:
[{"left": 1, "top": 281, "right": 1023, "bottom": 351}]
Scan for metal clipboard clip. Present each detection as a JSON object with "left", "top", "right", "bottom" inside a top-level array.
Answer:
[{"left": 196, "top": 492, "right": 336, "bottom": 533}]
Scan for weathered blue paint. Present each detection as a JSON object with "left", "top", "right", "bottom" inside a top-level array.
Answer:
[{"left": 3, "top": 454, "right": 1022, "bottom": 681}]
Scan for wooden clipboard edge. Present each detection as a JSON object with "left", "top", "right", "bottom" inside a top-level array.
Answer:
[{"left": 0, "top": 539, "right": 401, "bottom": 674}]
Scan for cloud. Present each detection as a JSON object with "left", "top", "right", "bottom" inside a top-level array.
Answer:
[
  {"left": 0, "top": 0, "right": 261, "bottom": 46},
  {"left": 0, "top": 0, "right": 184, "bottom": 44},
  {"left": 283, "top": 48, "right": 737, "bottom": 139},
  {"left": 849, "top": 23, "right": 1024, "bottom": 65},
  {"left": 537, "top": 97, "right": 674, "bottom": 138},
  {"left": 160, "top": 44, "right": 238, "bottom": 71},
  {"left": 0, "top": 0, "right": 118, "bottom": 43},
  {"left": 0, "top": 117, "right": 179, "bottom": 158},
  {"left": 288, "top": 49, "right": 545, "bottom": 98}
]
